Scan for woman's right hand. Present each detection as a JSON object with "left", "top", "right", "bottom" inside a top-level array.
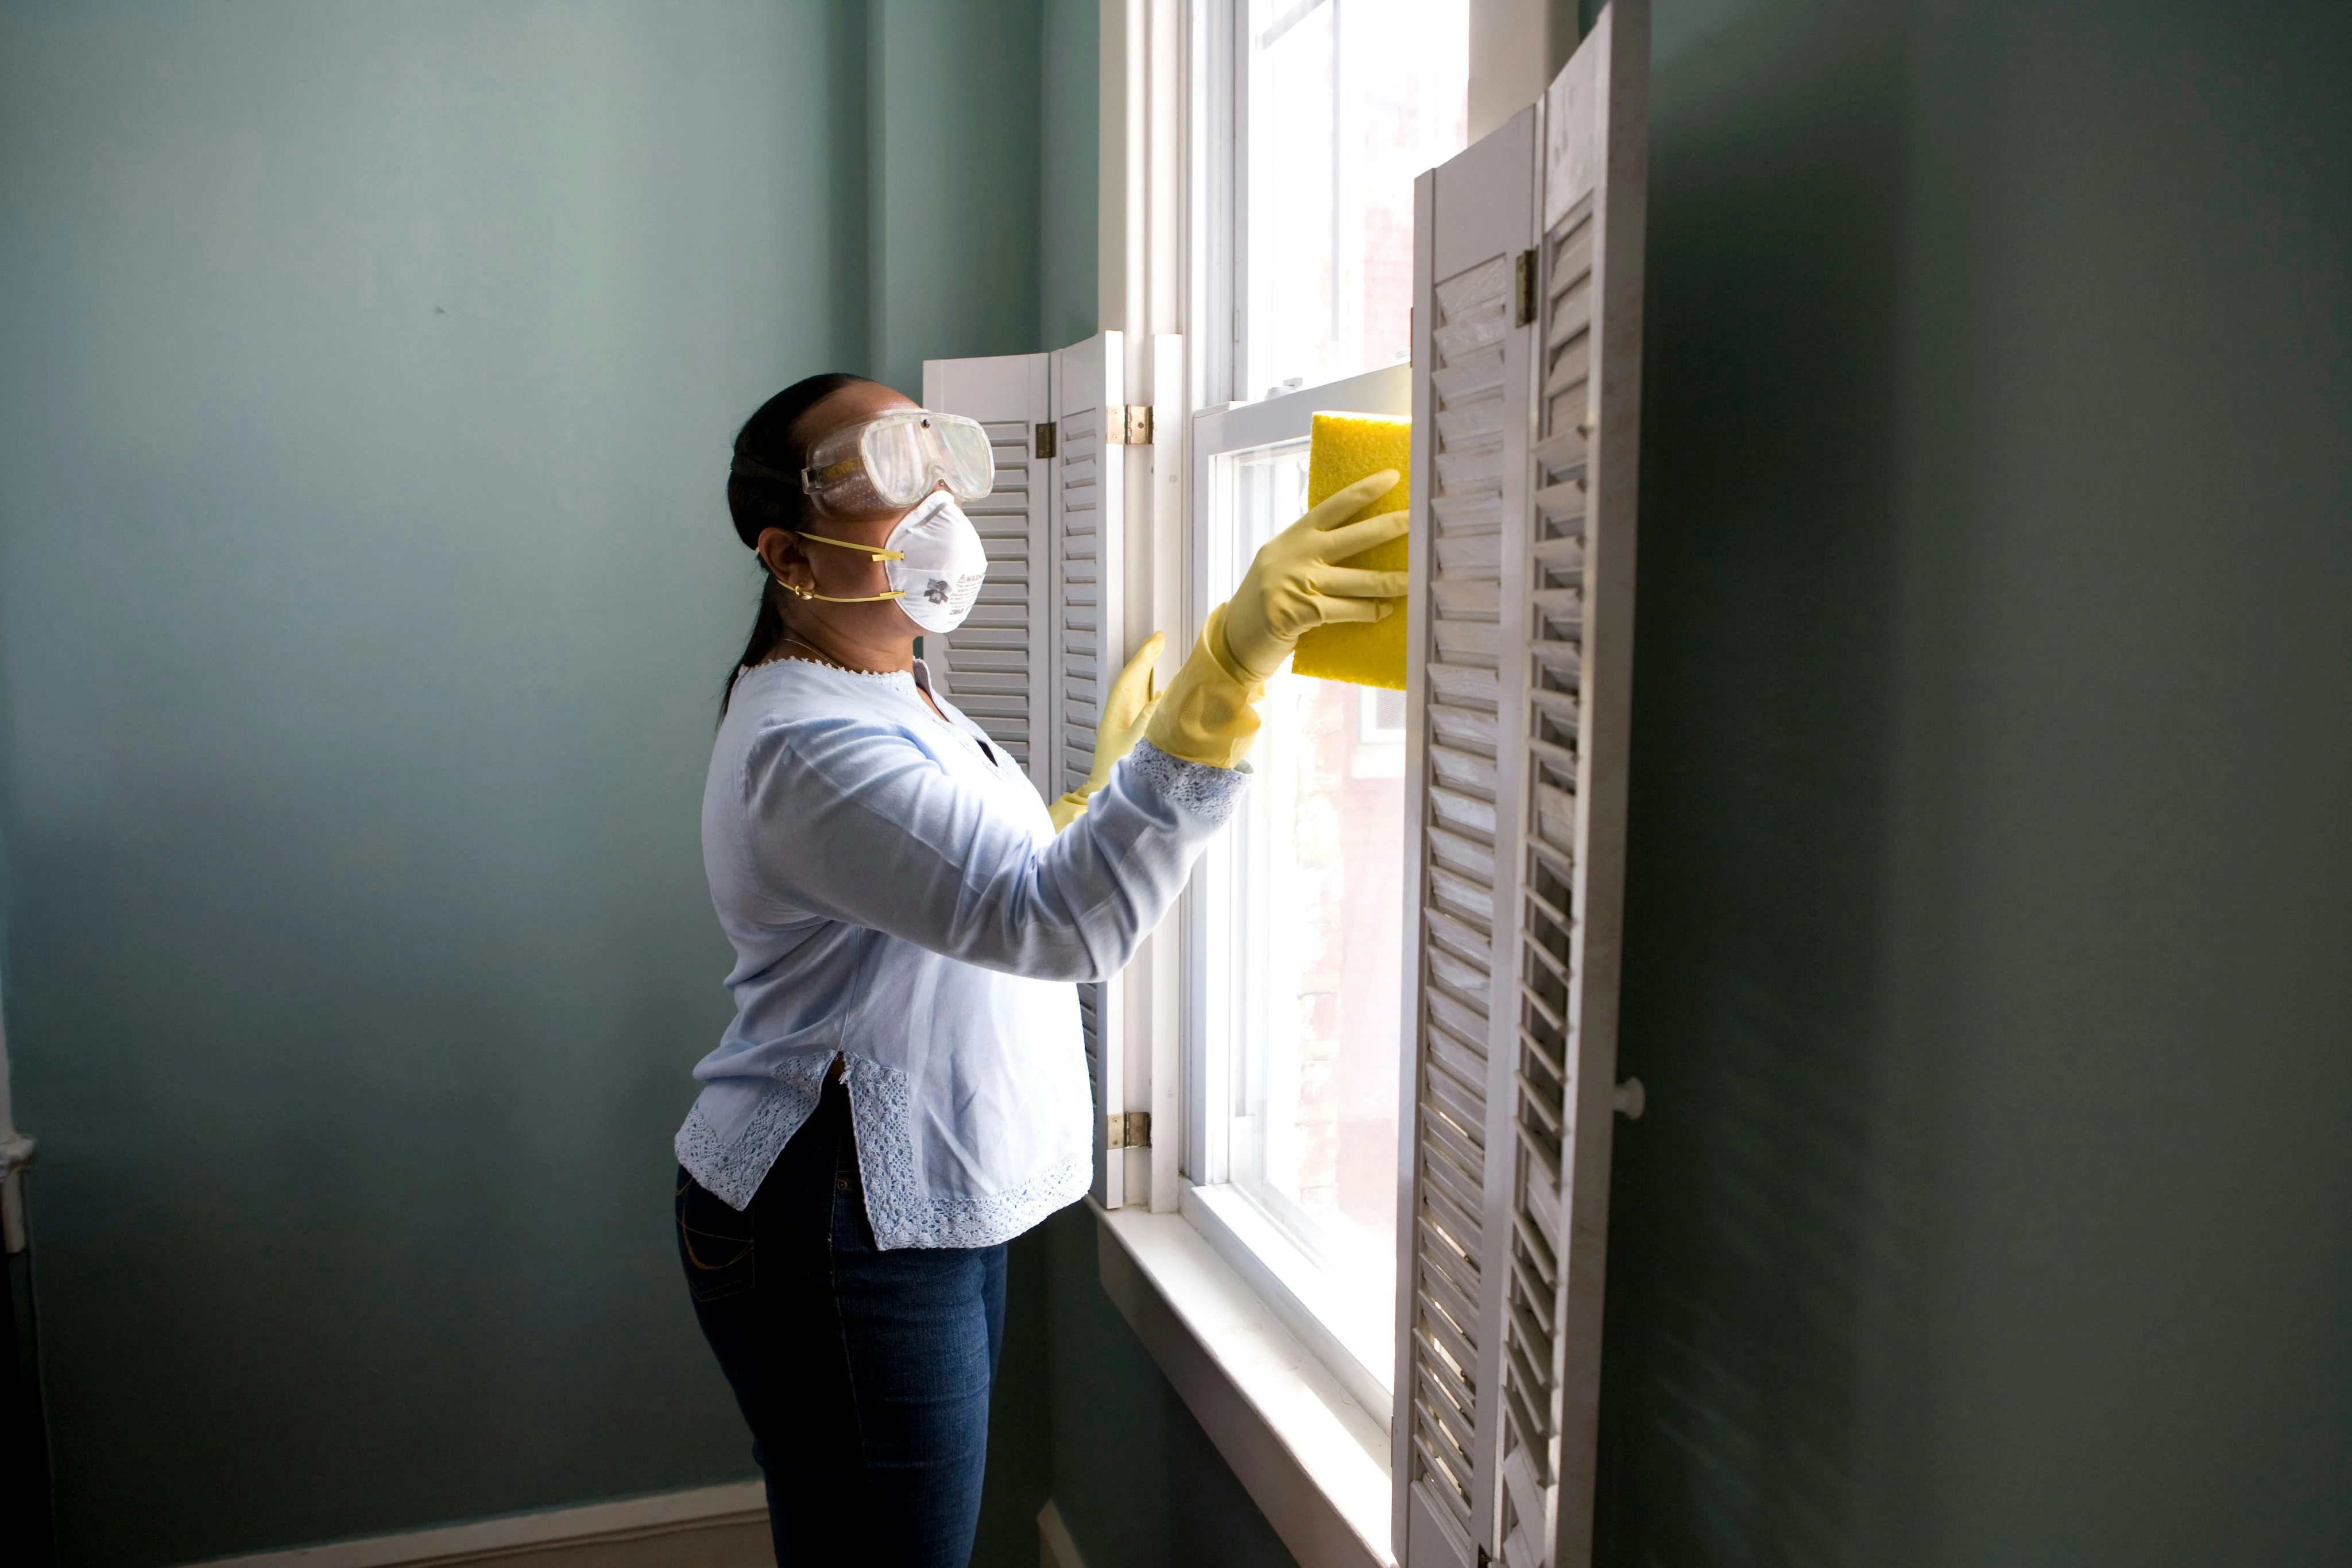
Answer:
[{"left": 1218, "top": 470, "right": 1409, "bottom": 684}]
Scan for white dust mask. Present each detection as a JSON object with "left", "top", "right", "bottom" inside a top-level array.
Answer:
[
  {"left": 792, "top": 490, "right": 989, "bottom": 636},
  {"left": 881, "top": 491, "right": 988, "bottom": 634}
]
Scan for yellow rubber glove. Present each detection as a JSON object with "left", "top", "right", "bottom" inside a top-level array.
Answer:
[
  {"left": 1219, "top": 470, "right": 1410, "bottom": 684},
  {"left": 1048, "top": 632, "right": 1167, "bottom": 831},
  {"left": 1142, "top": 604, "right": 1267, "bottom": 770}
]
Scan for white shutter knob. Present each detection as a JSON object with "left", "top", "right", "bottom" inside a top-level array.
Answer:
[{"left": 1612, "top": 1078, "right": 1646, "bottom": 1120}]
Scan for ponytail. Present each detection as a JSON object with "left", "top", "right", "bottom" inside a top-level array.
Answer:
[{"left": 728, "top": 579, "right": 791, "bottom": 702}]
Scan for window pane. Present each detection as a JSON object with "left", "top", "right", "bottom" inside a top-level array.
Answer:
[
  {"left": 1235, "top": 669, "right": 1406, "bottom": 1286},
  {"left": 1244, "top": 0, "right": 1469, "bottom": 398},
  {"left": 1206, "top": 438, "right": 1406, "bottom": 1349}
]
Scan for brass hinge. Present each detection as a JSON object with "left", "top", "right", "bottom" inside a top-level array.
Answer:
[
  {"left": 1514, "top": 247, "right": 1538, "bottom": 327},
  {"left": 1035, "top": 420, "right": 1058, "bottom": 459},
  {"left": 1107, "top": 1110, "right": 1152, "bottom": 1149},
  {"left": 1105, "top": 405, "right": 1155, "bottom": 446}
]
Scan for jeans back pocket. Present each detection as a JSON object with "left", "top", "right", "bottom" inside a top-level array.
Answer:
[{"left": 675, "top": 1168, "right": 756, "bottom": 1303}]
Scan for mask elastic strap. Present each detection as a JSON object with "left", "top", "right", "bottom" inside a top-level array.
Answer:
[
  {"left": 772, "top": 531, "right": 907, "bottom": 603},
  {"left": 775, "top": 576, "right": 905, "bottom": 605},
  {"left": 794, "top": 531, "right": 906, "bottom": 562}
]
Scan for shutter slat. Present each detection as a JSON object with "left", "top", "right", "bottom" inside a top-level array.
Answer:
[
  {"left": 1433, "top": 490, "right": 1507, "bottom": 533},
  {"left": 1422, "top": 1090, "right": 1487, "bottom": 1174},
  {"left": 1419, "top": 1358, "right": 1478, "bottom": 1448},
  {"left": 949, "top": 648, "right": 1028, "bottom": 672}
]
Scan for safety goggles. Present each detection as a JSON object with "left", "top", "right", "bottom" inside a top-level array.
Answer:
[{"left": 786, "top": 409, "right": 995, "bottom": 516}]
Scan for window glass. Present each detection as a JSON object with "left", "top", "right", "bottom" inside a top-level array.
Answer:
[
  {"left": 1206, "top": 438, "right": 1407, "bottom": 1335},
  {"left": 1243, "top": 0, "right": 1469, "bottom": 398}
]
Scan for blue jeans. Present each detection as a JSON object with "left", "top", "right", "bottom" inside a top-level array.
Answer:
[{"left": 677, "top": 1075, "right": 1008, "bottom": 1567}]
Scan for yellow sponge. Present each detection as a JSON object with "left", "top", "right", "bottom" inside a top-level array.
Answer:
[{"left": 1291, "top": 411, "right": 1411, "bottom": 690}]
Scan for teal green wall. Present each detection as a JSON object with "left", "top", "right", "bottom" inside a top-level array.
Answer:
[
  {"left": 868, "top": 1, "right": 1045, "bottom": 397},
  {"left": 1039, "top": 0, "right": 1101, "bottom": 350},
  {"left": 0, "top": 2, "right": 1060, "bottom": 1565},
  {"left": 1596, "top": 1, "right": 2352, "bottom": 1562}
]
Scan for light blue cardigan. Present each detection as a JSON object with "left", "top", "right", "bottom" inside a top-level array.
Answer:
[{"left": 676, "top": 655, "right": 1246, "bottom": 1248}]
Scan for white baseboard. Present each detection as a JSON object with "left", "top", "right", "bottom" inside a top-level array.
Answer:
[
  {"left": 179, "top": 1481, "right": 771, "bottom": 1568},
  {"left": 1036, "top": 1500, "right": 1087, "bottom": 1568}
]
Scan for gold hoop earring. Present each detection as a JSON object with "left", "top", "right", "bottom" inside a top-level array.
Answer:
[{"left": 773, "top": 576, "right": 814, "bottom": 601}]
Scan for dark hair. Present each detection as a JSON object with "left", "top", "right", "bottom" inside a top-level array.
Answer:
[{"left": 721, "top": 373, "right": 883, "bottom": 714}]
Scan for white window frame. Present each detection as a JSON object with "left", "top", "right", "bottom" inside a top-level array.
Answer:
[
  {"left": 1196, "top": 0, "right": 1453, "bottom": 408},
  {"left": 1173, "top": 0, "right": 1506, "bottom": 1437},
  {"left": 1181, "top": 361, "right": 1415, "bottom": 1433},
  {"left": 1081, "top": 7, "right": 1425, "bottom": 1565}
]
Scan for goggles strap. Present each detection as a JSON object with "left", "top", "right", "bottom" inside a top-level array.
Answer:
[
  {"left": 802, "top": 456, "right": 864, "bottom": 495},
  {"left": 729, "top": 455, "right": 796, "bottom": 485}
]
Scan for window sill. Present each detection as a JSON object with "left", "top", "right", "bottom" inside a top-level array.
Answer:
[
  {"left": 1092, "top": 1198, "right": 1395, "bottom": 1568},
  {"left": 1180, "top": 1182, "right": 1394, "bottom": 1430}
]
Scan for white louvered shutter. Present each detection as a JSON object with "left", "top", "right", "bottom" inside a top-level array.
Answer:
[
  {"left": 921, "top": 353, "right": 1055, "bottom": 798},
  {"left": 1394, "top": 5, "right": 1649, "bottom": 1567},
  {"left": 1046, "top": 331, "right": 1129, "bottom": 1206},
  {"left": 1394, "top": 98, "right": 1538, "bottom": 1568},
  {"left": 1494, "top": 9, "right": 1650, "bottom": 1562}
]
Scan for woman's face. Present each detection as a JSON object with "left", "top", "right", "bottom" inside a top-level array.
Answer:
[{"left": 756, "top": 381, "right": 929, "bottom": 643}]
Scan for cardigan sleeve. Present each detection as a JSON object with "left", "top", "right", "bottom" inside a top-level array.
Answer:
[{"left": 734, "top": 717, "right": 1248, "bottom": 984}]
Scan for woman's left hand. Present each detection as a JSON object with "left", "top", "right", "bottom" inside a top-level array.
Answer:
[{"left": 1049, "top": 632, "right": 1166, "bottom": 830}]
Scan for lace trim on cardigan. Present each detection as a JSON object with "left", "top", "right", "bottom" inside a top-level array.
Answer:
[
  {"left": 676, "top": 1056, "right": 1089, "bottom": 1245},
  {"left": 1125, "top": 738, "right": 1251, "bottom": 826},
  {"left": 672, "top": 1052, "right": 834, "bottom": 1211},
  {"left": 734, "top": 657, "right": 922, "bottom": 697},
  {"left": 845, "top": 1056, "right": 1091, "bottom": 1250}
]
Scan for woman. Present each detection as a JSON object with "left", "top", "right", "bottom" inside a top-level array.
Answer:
[{"left": 674, "top": 372, "right": 1403, "bottom": 1566}]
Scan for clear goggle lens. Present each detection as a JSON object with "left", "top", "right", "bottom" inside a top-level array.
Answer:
[{"left": 798, "top": 411, "right": 995, "bottom": 514}]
